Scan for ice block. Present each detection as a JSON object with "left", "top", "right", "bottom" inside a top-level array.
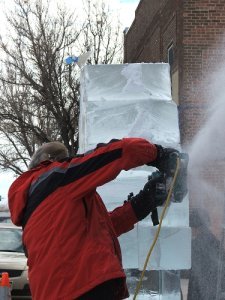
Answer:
[{"left": 79, "top": 63, "right": 191, "bottom": 272}]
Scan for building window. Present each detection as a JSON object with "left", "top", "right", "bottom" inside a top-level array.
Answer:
[{"left": 167, "top": 44, "right": 174, "bottom": 67}]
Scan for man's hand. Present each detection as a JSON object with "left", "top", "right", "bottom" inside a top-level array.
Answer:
[
  {"left": 150, "top": 145, "right": 179, "bottom": 175},
  {"left": 129, "top": 173, "right": 166, "bottom": 221}
]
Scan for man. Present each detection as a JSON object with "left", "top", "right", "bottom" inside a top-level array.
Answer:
[{"left": 8, "top": 137, "right": 176, "bottom": 300}]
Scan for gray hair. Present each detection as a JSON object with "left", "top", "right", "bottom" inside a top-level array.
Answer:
[{"left": 28, "top": 142, "right": 69, "bottom": 170}]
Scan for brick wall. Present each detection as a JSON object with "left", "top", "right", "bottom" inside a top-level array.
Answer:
[
  {"left": 124, "top": 0, "right": 225, "bottom": 238},
  {"left": 124, "top": 0, "right": 179, "bottom": 66},
  {"left": 179, "top": 0, "right": 225, "bottom": 144},
  {"left": 124, "top": 0, "right": 162, "bottom": 62},
  {"left": 124, "top": 0, "right": 225, "bottom": 145}
]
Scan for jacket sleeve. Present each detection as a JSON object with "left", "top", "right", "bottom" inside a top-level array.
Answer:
[
  {"left": 109, "top": 201, "right": 138, "bottom": 236},
  {"left": 8, "top": 171, "right": 34, "bottom": 226},
  {"left": 10, "top": 137, "right": 157, "bottom": 219},
  {"left": 67, "top": 137, "right": 157, "bottom": 197}
]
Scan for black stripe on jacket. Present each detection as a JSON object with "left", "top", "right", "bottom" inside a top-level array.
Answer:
[{"left": 22, "top": 147, "right": 122, "bottom": 228}]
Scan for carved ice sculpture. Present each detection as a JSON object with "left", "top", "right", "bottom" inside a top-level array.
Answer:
[{"left": 79, "top": 63, "right": 191, "bottom": 274}]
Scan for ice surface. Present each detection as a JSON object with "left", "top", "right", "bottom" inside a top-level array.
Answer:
[
  {"left": 137, "top": 224, "right": 191, "bottom": 270},
  {"left": 79, "top": 63, "right": 191, "bottom": 297},
  {"left": 127, "top": 294, "right": 180, "bottom": 300},
  {"left": 79, "top": 63, "right": 180, "bottom": 152},
  {"left": 81, "top": 63, "right": 172, "bottom": 102},
  {"left": 84, "top": 100, "right": 180, "bottom": 151},
  {"left": 126, "top": 269, "right": 182, "bottom": 299}
]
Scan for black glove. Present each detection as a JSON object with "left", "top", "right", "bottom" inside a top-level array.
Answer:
[
  {"left": 150, "top": 144, "right": 179, "bottom": 175},
  {"left": 129, "top": 173, "right": 166, "bottom": 221}
]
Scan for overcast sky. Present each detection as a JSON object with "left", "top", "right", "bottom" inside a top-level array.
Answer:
[
  {"left": 0, "top": 0, "right": 140, "bottom": 29},
  {"left": 0, "top": 0, "right": 140, "bottom": 206}
]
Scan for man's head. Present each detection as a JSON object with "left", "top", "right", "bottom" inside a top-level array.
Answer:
[{"left": 28, "top": 142, "right": 69, "bottom": 170}]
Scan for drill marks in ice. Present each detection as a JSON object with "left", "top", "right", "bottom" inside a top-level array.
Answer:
[
  {"left": 121, "top": 64, "right": 152, "bottom": 96},
  {"left": 128, "top": 101, "right": 179, "bottom": 146},
  {"left": 87, "top": 101, "right": 139, "bottom": 144},
  {"left": 84, "top": 63, "right": 172, "bottom": 102},
  {"left": 87, "top": 100, "right": 180, "bottom": 148}
]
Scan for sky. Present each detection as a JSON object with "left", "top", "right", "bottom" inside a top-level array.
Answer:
[
  {"left": 0, "top": 0, "right": 140, "bottom": 29},
  {"left": 0, "top": 0, "right": 140, "bottom": 206}
]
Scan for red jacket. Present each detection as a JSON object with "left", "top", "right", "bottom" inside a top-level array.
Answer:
[{"left": 8, "top": 138, "right": 157, "bottom": 300}]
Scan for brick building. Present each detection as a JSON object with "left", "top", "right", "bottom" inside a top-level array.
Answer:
[
  {"left": 123, "top": 2, "right": 225, "bottom": 297},
  {"left": 124, "top": 0, "right": 225, "bottom": 237},
  {"left": 124, "top": 0, "right": 225, "bottom": 145}
]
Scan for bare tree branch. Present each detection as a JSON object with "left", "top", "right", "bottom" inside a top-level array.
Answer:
[{"left": 0, "top": 0, "right": 123, "bottom": 174}]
